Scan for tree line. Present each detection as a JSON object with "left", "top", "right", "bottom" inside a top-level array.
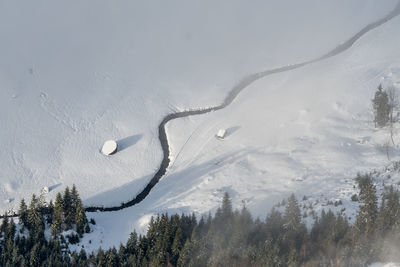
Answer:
[
  {"left": 1, "top": 176, "right": 400, "bottom": 266},
  {"left": 0, "top": 185, "right": 92, "bottom": 266},
  {"left": 108, "top": 176, "right": 399, "bottom": 267}
]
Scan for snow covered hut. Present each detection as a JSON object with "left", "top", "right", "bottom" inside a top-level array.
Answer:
[
  {"left": 216, "top": 129, "right": 226, "bottom": 139},
  {"left": 42, "top": 186, "right": 49, "bottom": 194},
  {"left": 101, "top": 140, "right": 118, "bottom": 155}
]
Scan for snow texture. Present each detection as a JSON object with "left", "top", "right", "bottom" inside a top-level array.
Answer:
[{"left": 1, "top": 0, "right": 400, "bottom": 251}]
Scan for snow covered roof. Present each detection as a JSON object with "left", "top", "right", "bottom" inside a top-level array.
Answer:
[
  {"left": 216, "top": 129, "right": 226, "bottom": 139},
  {"left": 101, "top": 140, "right": 118, "bottom": 155}
]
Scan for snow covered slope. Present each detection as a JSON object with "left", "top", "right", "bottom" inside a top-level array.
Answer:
[
  {"left": 1, "top": 0, "right": 396, "bottom": 212},
  {"left": 2, "top": 0, "right": 400, "bottom": 249}
]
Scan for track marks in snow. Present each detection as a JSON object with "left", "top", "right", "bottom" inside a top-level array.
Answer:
[{"left": 39, "top": 92, "right": 79, "bottom": 132}]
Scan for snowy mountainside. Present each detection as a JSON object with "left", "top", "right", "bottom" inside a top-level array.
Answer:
[
  {"left": 164, "top": 14, "right": 400, "bottom": 219},
  {"left": 1, "top": 0, "right": 400, "bottom": 251},
  {"left": 78, "top": 4, "right": 400, "bottom": 250},
  {"left": 1, "top": 0, "right": 395, "bottom": 212}
]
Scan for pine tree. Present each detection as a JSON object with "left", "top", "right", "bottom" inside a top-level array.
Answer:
[
  {"left": 75, "top": 200, "right": 87, "bottom": 236},
  {"left": 0, "top": 212, "right": 9, "bottom": 235},
  {"left": 105, "top": 247, "right": 118, "bottom": 267},
  {"left": 177, "top": 240, "right": 192, "bottom": 267},
  {"left": 10, "top": 244, "right": 20, "bottom": 266},
  {"left": 71, "top": 184, "right": 80, "bottom": 210},
  {"left": 47, "top": 200, "right": 54, "bottom": 224},
  {"left": 238, "top": 204, "right": 253, "bottom": 239},
  {"left": 287, "top": 248, "right": 299, "bottom": 267},
  {"left": 354, "top": 175, "right": 379, "bottom": 262},
  {"left": 262, "top": 238, "right": 282, "bottom": 266},
  {"left": 171, "top": 227, "right": 184, "bottom": 263},
  {"left": 221, "top": 192, "right": 233, "bottom": 219},
  {"left": 214, "top": 192, "right": 234, "bottom": 239},
  {"left": 265, "top": 208, "right": 285, "bottom": 242},
  {"left": 63, "top": 187, "right": 74, "bottom": 228},
  {"left": 51, "top": 193, "right": 63, "bottom": 236},
  {"left": 283, "top": 194, "right": 306, "bottom": 256},
  {"left": 71, "top": 251, "right": 79, "bottom": 266},
  {"left": 284, "top": 194, "right": 301, "bottom": 231},
  {"left": 27, "top": 194, "right": 44, "bottom": 239},
  {"left": 355, "top": 175, "right": 378, "bottom": 236},
  {"left": 378, "top": 186, "right": 400, "bottom": 234},
  {"left": 126, "top": 231, "right": 138, "bottom": 255},
  {"left": 79, "top": 248, "right": 87, "bottom": 263},
  {"left": 29, "top": 243, "right": 40, "bottom": 267},
  {"left": 373, "top": 84, "right": 390, "bottom": 127},
  {"left": 97, "top": 248, "right": 105, "bottom": 266},
  {"left": 37, "top": 192, "right": 46, "bottom": 210},
  {"left": 117, "top": 245, "right": 126, "bottom": 266},
  {"left": 18, "top": 199, "right": 28, "bottom": 227},
  {"left": 384, "top": 186, "right": 400, "bottom": 229},
  {"left": 6, "top": 219, "right": 16, "bottom": 241},
  {"left": 333, "top": 213, "right": 350, "bottom": 245}
]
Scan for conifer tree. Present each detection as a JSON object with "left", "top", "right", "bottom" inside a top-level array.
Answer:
[
  {"left": 284, "top": 194, "right": 301, "bottom": 231},
  {"left": 37, "top": 192, "right": 46, "bottom": 210},
  {"left": 46, "top": 200, "right": 54, "bottom": 224},
  {"left": 177, "top": 240, "right": 192, "bottom": 267},
  {"left": 6, "top": 219, "right": 16, "bottom": 241},
  {"left": 384, "top": 186, "right": 400, "bottom": 229},
  {"left": 18, "top": 199, "right": 28, "bottom": 227},
  {"left": 71, "top": 251, "right": 79, "bottom": 266},
  {"left": 71, "top": 184, "right": 79, "bottom": 210},
  {"left": 105, "top": 247, "right": 118, "bottom": 267},
  {"left": 126, "top": 231, "right": 138, "bottom": 255},
  {"left": 373, "top": 84, "right": 390, "bottom": 127},
  {"left": 51, "top": 193, "right": 63, "bottom": 236},
  {"left": 79, "top": 248, "right": 87, "bottom": 263},
  {"left": 265, "top": 208, "right": 285, "bottom": 242},
  {"left": 96, "top": 248, "right": 105, "bottom": 266},
  {"left": 75, "top": 200, "right": 87, "bottom": 236},
  {"left": 0, "top": 212, "right": 8, "bottom": 234},
  {"left": 378, "top": 186, "right": 400, "bottom": 234},
  {"left": 62, "top": 187, "right": 74, "bottom": 228},
  {"left": 171, "top": 227, "right": 184, "bottom": 263},
  {"left": 221, "top": 192, "right": 233, "bottom": 219},
  {"left": 27, "top": 194, "right": 43, "bottom": 236},
  {"left": 29, "top": 243, "right": 40, "bottom": 267},
  {"left": 355, "top": 175, "right": 378, "bottom": 236},
  {"left": 10, "top": 244, "right": 20, "bottom": 266}
]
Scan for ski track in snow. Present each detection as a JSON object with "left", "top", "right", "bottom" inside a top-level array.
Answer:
[{"left": 83, "top": 2, "right": 400, "bottom": 213}]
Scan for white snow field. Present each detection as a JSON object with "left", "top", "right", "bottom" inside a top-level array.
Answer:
[
  {"left": 1, "top": 0, "right": 400, "bottom": 250},
  {"left": 370, "top": 263, "right": 400, "bottom": 267}
]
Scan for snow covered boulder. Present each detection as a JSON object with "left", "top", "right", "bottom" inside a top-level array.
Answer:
[{"left": 101, "top": 140, "right": 118, "bottom": 155}]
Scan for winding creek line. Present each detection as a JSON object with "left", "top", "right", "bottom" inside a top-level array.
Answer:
[{"left": 84, "top": 2, "right": 400, "bottom": 213}]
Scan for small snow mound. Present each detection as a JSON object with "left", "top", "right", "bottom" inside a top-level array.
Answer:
[{"left": 101, "top": 140, "right": 118, "bottom": 156}]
